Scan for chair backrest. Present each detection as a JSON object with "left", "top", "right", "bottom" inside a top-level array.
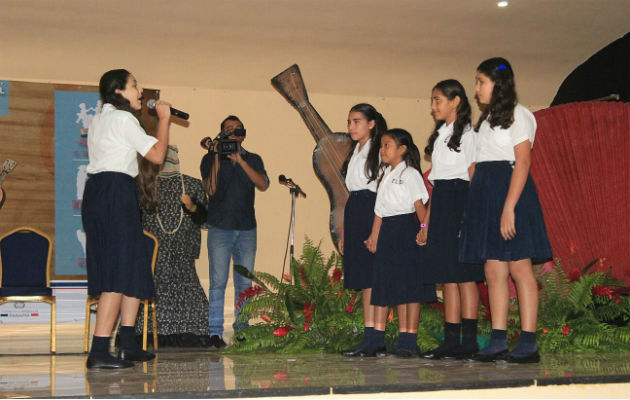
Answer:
[
  {"left": 143, "top": 230, "right": 158, "bottom": 274},
  {"left": 0, "top": 226, "right": 52, "bottom": 288}
]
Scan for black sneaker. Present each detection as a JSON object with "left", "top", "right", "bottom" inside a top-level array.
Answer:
[{"left": 209, "top": 335, "right": 227, "bottom": 349}]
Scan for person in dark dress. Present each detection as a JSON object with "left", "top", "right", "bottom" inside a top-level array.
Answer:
[{"left": 137, "top": 145, "right": 211, "bottom": 346}]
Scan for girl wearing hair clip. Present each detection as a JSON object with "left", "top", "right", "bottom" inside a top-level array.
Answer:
[{"left": 459, "top": 58, "right": 552, "bottom": 363}]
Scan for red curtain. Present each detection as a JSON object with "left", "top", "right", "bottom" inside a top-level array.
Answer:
[{"left": 532, "top": 102, "right": 630, "bottom": 285}]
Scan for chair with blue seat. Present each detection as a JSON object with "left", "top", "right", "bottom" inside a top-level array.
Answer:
[{"left": 0, "top": 226, "right": 56, "bottom": 353}]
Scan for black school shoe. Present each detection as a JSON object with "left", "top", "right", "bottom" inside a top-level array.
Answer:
[
  {"left": 209, "top": 335, "right": 227, "bottom": 349},
  {"left": 390, "top": 347, "right": 420, "bottom": 358},
  {"left": 421, "top": 344, "right": 456, "bottom": 360},
  {"left": 357, "top": 346, "right": 387, "bottom": 357},
  {"left": 506, "top": 350, "right": 540, "bottom": 364},
  {"left": 118, "top": 348, "right": 156, "bottom": 362},
  {"left": 466, "top": 348, "right": 508, "bottom": 362},
  {"left": 87, "top": 354, "right": 134, "bottom": 369}
]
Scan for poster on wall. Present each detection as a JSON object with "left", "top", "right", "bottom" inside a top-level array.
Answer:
[{"left": 54, "top": 91, "right": 101, "bottom": 276}]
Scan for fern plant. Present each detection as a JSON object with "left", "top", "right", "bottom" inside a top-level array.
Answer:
[
  {"left": 227, "top": 237, "right": 445, "bottom": 353},
  {"left": 479, "top": 259, "right": 630, "bottom": 354}
]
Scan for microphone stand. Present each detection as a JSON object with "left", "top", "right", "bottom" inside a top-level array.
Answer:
[{"left": 279, "top": 176, "right": 306, "bottom": 284}]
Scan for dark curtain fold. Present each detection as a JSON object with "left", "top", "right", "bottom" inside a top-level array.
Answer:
[{"left": 532, "top": 102, "right": 629, "bottom": 285}]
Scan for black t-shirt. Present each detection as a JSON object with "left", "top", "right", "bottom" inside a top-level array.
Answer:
[{"left": 200, "top": 149, "right": 268, "bottom": 230}]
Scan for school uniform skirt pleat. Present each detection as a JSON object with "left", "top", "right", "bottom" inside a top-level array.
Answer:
[
  {"left": 424, "top": 179, "right": 484, "bottom": 283},
  {"left": 81, "top": 172, "right": 155, "bottom": 299},
  {"left": 371, "top": 213, "right": 437, "bottom": 306},
  {"left": 343, "top": 190, "right": 377, "bottom": 290},
  {"left": 459, "top": 161, "right": 553, "bottom": 265}
]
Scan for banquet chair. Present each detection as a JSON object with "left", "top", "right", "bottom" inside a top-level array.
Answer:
[
  {"left": 0, "top": 226, "right": 56, "bottom": 353},
  {"left": 83, "top": 230, "right": 159, "bottom": 352}
]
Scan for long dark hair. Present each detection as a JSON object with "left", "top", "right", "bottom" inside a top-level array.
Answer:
[
  {"left": 474, "top": 57, "right": 518, "bottom": 132},
  {"left": 382, "top": 128, "right": 422, "bottom": 175},
  {"left": 99, "top": 69, "right": 135, "bottom": 113},
  {"left": 424, "top": 79, "right": 471, "bottom": 156},
  {"left": 99, "top": 69, "right": 160, "bottom": 211},
  {"left": 342, "top": 103, "right": 387, "bottom": 182}
]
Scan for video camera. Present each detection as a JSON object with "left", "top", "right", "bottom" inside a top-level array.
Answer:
[{"left": 200, "top": 128, "right": 246, "bottom": 159}]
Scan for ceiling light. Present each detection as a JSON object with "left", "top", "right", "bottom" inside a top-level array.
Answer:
[{"left": 497, "top": 1, "right": 509, "bottom": 7}]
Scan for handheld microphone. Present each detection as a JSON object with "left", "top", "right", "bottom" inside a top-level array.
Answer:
[
  {"left": 147, "top": 99, "right": 190, "bottom": 120},
  {"left": 279, "top": 175, "right": 306, "bottom": 198}
]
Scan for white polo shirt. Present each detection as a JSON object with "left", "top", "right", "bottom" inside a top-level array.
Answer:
[
  {"left": 86, "top": 103, "right": 158, "bottom": 177},
  {"left": 476, "top": 103, "right": 537, "bottom": 163},
  {"left": 374, "top": 161, "right": 429, "bottom": 218},
  {"left": 428, "top": 122, "right": 476, "bottom": 183},
  {"left": 345, "top": 139, "right": 377, "bottom": 192}
]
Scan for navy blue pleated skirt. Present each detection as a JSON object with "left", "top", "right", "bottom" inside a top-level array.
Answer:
[
  {"left": 424, "top": 179, "right": 484, "bottom": 283},
  {"left": 459, "top": 161, "right": 553, "bottom": 264},
  {"left": 343, "top": 190, "right": 376, "bottom": 290},
  {"left": 371, "top": 213, "right": 437, "bottom": 306},
  {"left": 81, "top": 172, "right": 155, "bottom": 299}
]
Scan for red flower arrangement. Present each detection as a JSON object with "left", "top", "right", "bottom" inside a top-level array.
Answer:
[
  {"left": 345, "top": 297, "right": 356, "bottom": 313},
  {"left": 236, "top": 285, "right": 267, "bottom": 310},
  {"left": 273, "top": 326, "right": 294, "bottom": 337},
  {"left": 303, "top": 302, "right": 313, "bottom": 331},
  {"left": 332, "top": 268, "right": 342, "bottom": 283},
  {"left": 568, "top": 267, "right": 581, "bottom": 282},
  {"left": 591, "top": 285, "right": 625, "bottom": 304}
]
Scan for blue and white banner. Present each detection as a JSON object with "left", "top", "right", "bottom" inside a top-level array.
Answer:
[
  {"left": 54, "top": 91, "right": 101, "bottom": 276},
  {"left": 0, "top": 80, "right": 8, "bottom": 116}
]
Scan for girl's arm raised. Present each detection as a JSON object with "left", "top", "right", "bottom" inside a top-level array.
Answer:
[
  {"left": 501, "top": 140, "right": 531, "bottom": 240},
  {"left": 364, "top": 215, "right": 382, "bottom": 254}
]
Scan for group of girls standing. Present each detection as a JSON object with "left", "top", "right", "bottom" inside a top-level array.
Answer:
[{"left": 340, "top": 57, "right": 552, "bottom": 364}]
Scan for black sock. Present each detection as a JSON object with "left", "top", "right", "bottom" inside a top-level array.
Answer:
[
  {"left": 89, "top": 335, "right": 119, "bottom": 362},
  {"left": 479, "top": 329, "right": 507, "bottom": 355},
  {"left": 510, "top": 330, "right": 537, "bottom": 356},
  {"left": 119, "top": 326, "right": 138, "bottom": 350},
  {"left": 460, "top": 318, "right": 479, "bottom": 352},
  {"left": 370, "top": 330, "right": 385, "bottom": 350},
  {"left": 362, "top": 327, "right": 374, "bottom": 348},
  {"left": 90, "top": 335, "right": 110, "bottom": 355},
  {"left": 399, "top": 332, "right": 418, "bottom": 350},
  {"left": 443, "top": 322, "right": 461, "bottom": 348}
]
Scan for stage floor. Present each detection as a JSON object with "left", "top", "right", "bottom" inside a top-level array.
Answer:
[{"left": 0, "top": 349, "right": 628, "bottom": 398}]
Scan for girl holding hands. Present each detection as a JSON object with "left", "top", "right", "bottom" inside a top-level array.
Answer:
[
  {"left": 365, "top": 128, "right": 437, "bottom": 357},
  {"left": 419, "top": 80, "right": 484, "bottom": 360},
  {"left": 459, "top": 58, "right": 552, "bottom": 363}
]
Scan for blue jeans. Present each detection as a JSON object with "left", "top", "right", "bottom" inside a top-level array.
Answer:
[{"left": 207, "top": 226, "right": 257, "bottom": 336}]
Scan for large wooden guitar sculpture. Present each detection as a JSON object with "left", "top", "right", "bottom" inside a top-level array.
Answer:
[{"left": 271, "top": 65, "right": 353, "bottom": 249}]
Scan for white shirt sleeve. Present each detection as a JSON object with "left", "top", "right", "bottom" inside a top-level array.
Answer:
[
  {"left": 461, "top": 128, "right": 477, "bottom": 168},
  {"left": 510, "top": 104, "right": 537, "bottom": 147},
  {"left": 120, "top": 115, "right": 158, "bottom": 157},
  {"left": 407, "top": 168, "right": 429, "bottom": 205}
]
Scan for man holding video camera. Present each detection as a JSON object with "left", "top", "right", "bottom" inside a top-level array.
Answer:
[{"left": 200, "top": 115, "right": 269, "bottom": 348}]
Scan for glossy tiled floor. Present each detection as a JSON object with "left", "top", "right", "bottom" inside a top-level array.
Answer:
[{"left": 0, "top": 350, "right": 628, "bottom": 398}]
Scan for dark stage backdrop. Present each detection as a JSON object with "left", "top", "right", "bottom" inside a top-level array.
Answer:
[
  {"left": 0, "top": 80, "right": 158, "bottom": 279},
  {"left": 532, "top": 101, "right": 630, "bottom": 285}
]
